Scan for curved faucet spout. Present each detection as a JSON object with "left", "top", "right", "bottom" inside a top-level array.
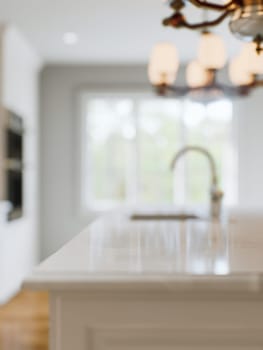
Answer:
[
  {"left": 171, "top": 146, "right": 218, "bottom": 187},
  {"left": 170, "top": 145, "right": 224, "bottom": 219}
]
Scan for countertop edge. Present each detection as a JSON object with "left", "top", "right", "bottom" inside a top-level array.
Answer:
[{"left": 23, "top": 271, "right": 263, "bottom": 297}]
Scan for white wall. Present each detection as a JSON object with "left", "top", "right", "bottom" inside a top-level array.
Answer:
[
  {"left": 234, "top": 89, "right": 263, "bottom": 209},
  {"left": 40, "top": 64, "right": 263, "bottom": 259},
  {"left": 0, "top": 26, "right": 42, "bottom": 304}
]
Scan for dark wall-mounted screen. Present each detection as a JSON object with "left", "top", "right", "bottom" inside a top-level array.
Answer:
[
  {"left": 5, "top": 111, "right": 23, "bottom": 221},
  {"left": 7, "top": 170, "right": 22, "bottom": 214},
  {"left": 7, "top": 130, "right": 23, "bottom": 159}
]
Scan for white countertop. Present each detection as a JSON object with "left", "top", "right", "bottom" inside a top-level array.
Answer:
[{"left": 24, "top": 210, "right": 263, "bottom": 294}]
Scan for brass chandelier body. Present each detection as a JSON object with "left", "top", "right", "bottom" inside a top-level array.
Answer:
[
  {"left": 148, "top": 33, "right": 263, "bottom": 101},
  {"left": 164, "top": 0, "right": 263, "bottom": 53},
  {"left": 148, "top": 0, "right": 263, "bottom": 101}
]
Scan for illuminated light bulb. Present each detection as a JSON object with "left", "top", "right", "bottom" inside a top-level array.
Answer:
[
  {"left": 186, "top": 60, "right": 213, "bottom": 88},
  {"left": 228, "top": 55, "right": 254, "bottom": 86},
  {"left": 148, "top": 42, "right": 179, "bottom": 85},
  {"left": 239, "top": 43, "right": 263, "bottom": 75},
  {"left": 197, "top": 31, "right": 227, "bottom": 70}
]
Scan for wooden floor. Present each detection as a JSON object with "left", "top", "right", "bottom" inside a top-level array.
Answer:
[{"left": 0, "top": 292, "right": 49, "bottom": 350}]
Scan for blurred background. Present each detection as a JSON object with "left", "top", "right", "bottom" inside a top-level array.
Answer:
[{"left": 0, "top": 0, "right": 262, "bottom": 307}]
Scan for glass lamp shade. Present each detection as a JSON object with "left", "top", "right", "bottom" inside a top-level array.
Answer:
[
  {"left": 230, "top": 5, "right": 263, "bottom": 42},
  {"left": 228, "top": 55, "right": 254, "bottom": 86},
  {"left": 148, "top": 43, "right": 179, "bottom": 85},
  {"left": 197, "top": 32, "right": 227, "bottom": 70},
  {"left": 186, "top": 60, "right": 213, "bottom": 88},
  {"left": 239, "top": 43, "right": 263, "bottom": 75}
]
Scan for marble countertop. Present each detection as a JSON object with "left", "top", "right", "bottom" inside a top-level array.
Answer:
[{"left": 24, "top": 210, "right": 263, "bottom": 294}]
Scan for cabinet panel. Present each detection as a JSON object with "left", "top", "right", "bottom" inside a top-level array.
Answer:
[
  {"left": 50, "top": 293, "right": 263, "bottom": 350},
  {"left": 93, "top": 328, "right": 263, "bottom": 350}
]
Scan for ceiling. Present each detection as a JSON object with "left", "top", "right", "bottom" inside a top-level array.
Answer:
[{"left": 0, "top": 0, "right": 243, "bottom": 63}]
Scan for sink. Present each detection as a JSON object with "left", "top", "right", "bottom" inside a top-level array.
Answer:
[{"left": 130, "top": 213, "right": 203, "bottom": 221}]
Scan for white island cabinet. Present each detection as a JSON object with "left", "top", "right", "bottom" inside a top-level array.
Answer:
[{"left": 24, "top": 212, "right": 263, "bottom": 350}]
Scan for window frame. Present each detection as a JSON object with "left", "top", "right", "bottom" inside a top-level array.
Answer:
[{"left": 77, "top": 90, "right": 238, "bottom": 218}]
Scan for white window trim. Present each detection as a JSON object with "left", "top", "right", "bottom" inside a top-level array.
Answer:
[
  {"left": 76, "top": 90, "right": 239, "bottom": 219},
  {"left": 77, "top": 90, "right": 154, "bottom": 219}
]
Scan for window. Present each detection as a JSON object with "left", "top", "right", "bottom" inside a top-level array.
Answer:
[{"left": 80, "top": 92, "right": 236, "bottom": 212}]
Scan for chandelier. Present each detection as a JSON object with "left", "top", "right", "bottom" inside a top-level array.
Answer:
[
  {"left": 163, "top": 0, "right": 263, "bottom": 53},
  {"left": 148, "top": 31, "right": 263, "bottom": 100}
]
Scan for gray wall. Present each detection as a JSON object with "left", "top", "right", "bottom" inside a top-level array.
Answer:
[
  {"left": 40, "top": 65, "right": 151, "bottom": 258},
  {"left": 40, "top": 64, "right": 263, "bottom": 259},
  {"left": 234, "top": 91, "right": 263, "bottom": 206}
]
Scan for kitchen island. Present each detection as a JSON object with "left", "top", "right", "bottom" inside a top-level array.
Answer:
[{"left": 24, "top": 211, "right": 263, "bottom": 350}]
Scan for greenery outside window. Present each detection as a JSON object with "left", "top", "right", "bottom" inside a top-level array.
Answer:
[{"left": 80, "top": 92, "right": 237, "bottom": 212}]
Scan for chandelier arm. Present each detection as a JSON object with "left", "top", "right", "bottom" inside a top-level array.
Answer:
[
  {"left": 254, "top": 79, "right": 263, "bottom": 87},
  {"left": 182, "top": 11, "right": 231, "bottom": 29},
  {"left": 166, "top": 85, "right": 189, "bottom": 96},
  {"left": 163, "top": 10, "right": 230, "bottom": 29},
  {"left": 154, "top": 82, "right": 257, "bottom": 99},
  {"left": 155, "top": 84, "right": 189, "bottom": 96},
  {"left": 210, "top": 83, "right": 252, "bottom": 96},
  {"left": 187, "top": 0, "right": 238, "bottom": 11}
]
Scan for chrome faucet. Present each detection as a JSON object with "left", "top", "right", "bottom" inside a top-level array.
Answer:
[{"left": 170, "top": 146, "right": 224, "bottom": 220}]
